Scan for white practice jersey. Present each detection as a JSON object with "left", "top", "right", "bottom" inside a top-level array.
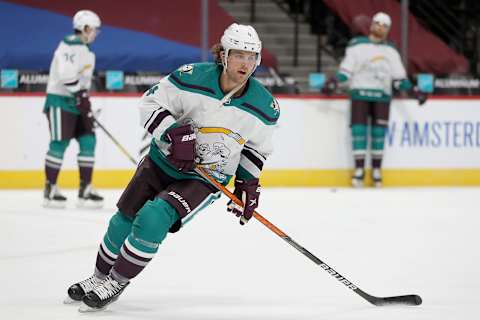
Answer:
[
  {"left": 46, "top": 34, "right": 95, "bottom": 97},
  {"left": 339, "top": 36, "right": 407, "bottom": 99},
  {"left": 139, "top": 63, "right": 280, "bottom": 183}
]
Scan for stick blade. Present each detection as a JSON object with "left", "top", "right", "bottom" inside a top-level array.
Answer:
[{"left": 372, "top": 294, "right": 422, "bottom": 306}]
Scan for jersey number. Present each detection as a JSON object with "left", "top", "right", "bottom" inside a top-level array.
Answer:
[
  {"left": 64, "top": 53, "right": 75, "bottom": 63},
  {"left": 146, "top": 85, "right": 159, "bottom": 96}
]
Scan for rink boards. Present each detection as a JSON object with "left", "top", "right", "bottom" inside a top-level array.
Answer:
[{"left": 1, "top": 93, "right": 480, "bottom": 187}]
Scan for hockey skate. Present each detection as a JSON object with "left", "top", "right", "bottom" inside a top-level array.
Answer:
[
  {"left": 77, "top": 182, "right": 104, "bottom": 209},
  {"left": 372, "top": 168, "right": 383, "bottom": 188},
  {"left": 64, "top": 275, "right": 103, "bottom": 304},
  {"left": 43, "top": 182, "right": 67, "bottom": 208},
  {"left": 79, "top": 275, "right": 129, "bottom": 312},
  {"left": 351, "top": 168, "right": 365, "bottom": 188}
]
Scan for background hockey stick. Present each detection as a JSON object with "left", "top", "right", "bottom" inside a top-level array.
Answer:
[
  {"left": 195, "top": 167, "right": 422, "bottom": 307},
  {"left": 92, "top": 116, "right": 138, "bottom": 166}
]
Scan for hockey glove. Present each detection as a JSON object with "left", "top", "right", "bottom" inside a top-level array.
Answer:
[
  {"left": 75, "top": 90, "right": 94, "bottom": 132},
  {"left": 165, "top": 124, "right": 196, "bottom": 172},
  {"left": 321, "top": 77, "right": 338, "bottom": 95},
  {"left": 413, "top": 86, "right": 428, "bottom": 106},
  {"left": 227, "top": 178, "right": 260, "bottom": 225},
  {"left": 75, "top": 90, "right": 91, "bottom": 114}
]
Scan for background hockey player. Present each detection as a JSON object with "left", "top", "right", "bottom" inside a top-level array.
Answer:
[
  {"left": 65, "top": 23, "right": 279, "bottom": 311},
  {"left": 43, "top": 10, "right": 103, "bottom": 208},
  {"left": 324, "top": 12, "right": 426, "bottom": 187}
]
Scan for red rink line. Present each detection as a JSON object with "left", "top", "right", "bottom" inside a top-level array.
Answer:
[
  {"left": 2, "top": 92, "right": 480, "bottom": 100},
  {"left": 273, "top": 94, "right": 480, "bottom": 100}
]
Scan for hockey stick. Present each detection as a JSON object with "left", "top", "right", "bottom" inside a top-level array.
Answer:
[
  {"left": 194, "top": 167, "right": 422, "bottom": 307},
  {"left": 92, "top": 116, "right": 138, "bottom": 166}
]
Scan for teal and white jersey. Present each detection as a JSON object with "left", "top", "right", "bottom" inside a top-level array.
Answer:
[
  {"left": 45, "top": 34, "right": 95, "bottom": 113},
  {"left": 339, "top": 36, "right": 407, "bottom": 102},
  {"left": 139, "top": 63, "right": 280, "bottom": 185}
]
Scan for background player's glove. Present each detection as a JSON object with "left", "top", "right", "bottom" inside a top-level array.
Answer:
[
  {"left": 165, "top": 124, "right": 196, "bottom": 172},
  {"left": 75, "top": 90, "right": 94, "bottom": 131},
  {"left": 413, "top": 86, "right": 428, "bottom": 106},
  {"left": 321, "top": 77, "right": 338, "bottom": 95},
  {"left": 227, "top": 178, "right": 260, "bottom": 225},
  {"left": 75, "top": 90, "right": 91, "bottom": 114}
]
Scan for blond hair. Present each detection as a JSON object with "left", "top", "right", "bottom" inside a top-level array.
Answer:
[{"left": 211, "top": 43, "right": 224, "bottom": 65}]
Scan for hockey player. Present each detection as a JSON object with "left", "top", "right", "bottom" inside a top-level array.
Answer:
[
  {"left": 43, "top": 10, "right": 104, "bottom": 208},
  {"left": 324, "top": 12, "right": 426, "bottom": 187},
  {"left": 65, "top": 23, "right": 279, "bottom": 311}
]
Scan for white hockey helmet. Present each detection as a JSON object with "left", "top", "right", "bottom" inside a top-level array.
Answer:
[
  {"left": 221, "top": 23, "right": 262, "bottom": 68},
  {"left": 372, "top": 12, "right": 392, "bottom": 28},
  {"left": 73, "top": 10, "right": 101, "bottom": 31}
]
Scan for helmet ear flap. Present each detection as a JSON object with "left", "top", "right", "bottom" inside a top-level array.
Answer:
[
  {"left": 255, "top": 52, "right": 262, "bottom": 67},
  {"left": 221, "top": 49, "right": 228, "bottom": 69}
]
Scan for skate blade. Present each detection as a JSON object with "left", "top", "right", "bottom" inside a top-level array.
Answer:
[
  {"left": 63, "top": 296, "right": 81, "bottom": 304},
  {"left": 43, "top": 199, "right": 67, "bottom": 209},
  {"left": 78, "top": 302, "right": 107, "bottom": 313},
  {"left": 76, "top": 200, "right": 104, "bottom": 209},
  {"left": 351, "top": 179, "right": 364, "bottom": 188},
  {"left": 373, "top": 181, "right": 383, "bottom": 188}
]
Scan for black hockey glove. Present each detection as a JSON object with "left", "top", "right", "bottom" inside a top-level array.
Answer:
[
  {"left": 75, "top": 90, "right": 91, "bottom": 114},
  {"left": 75, "top": 90, "right": 94, "bottom": 132},
  {"left": 412, "top": 86, "right": 427, "bottom": 106},
  {"left": 227, "top": 178, "right": 260, "bottom": 225},
  {"left": 165, "top": 124, "right": 196, "bottom": 172},
  {"left": 321, "top": 77, "right": 338, "bottom": 95}
]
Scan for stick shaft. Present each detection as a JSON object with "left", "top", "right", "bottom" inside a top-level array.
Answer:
[
  {"left": 194, "top": 167, "right": 421, "bottom": 306},
  {"left": 194, "top": 168, "right": 356, "bottom": 277},
  {"left": 93, "top": 117, "right": 138, "bottom": 166}
]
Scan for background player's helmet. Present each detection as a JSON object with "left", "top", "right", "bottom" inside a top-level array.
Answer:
[
  {"left": 372, "top": 12, "right": 392, "bottom": 28},
  {"left": 73, "top": 10, "right": 101, "bottom": 31},
  {"left": 221, "top": 23, "right": 262, "bottom": 70}
]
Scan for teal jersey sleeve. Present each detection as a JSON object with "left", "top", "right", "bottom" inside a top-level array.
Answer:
[
  {"left": 398, "top": 79, "right": 413, "bottom": 91},
  {"left": 393, "top": 79, "right": 413, "bottom": 91}
]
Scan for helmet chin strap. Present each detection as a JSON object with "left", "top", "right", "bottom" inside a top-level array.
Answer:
[{"left": 219, "top": 74, "right": 250, "bottom": 105}]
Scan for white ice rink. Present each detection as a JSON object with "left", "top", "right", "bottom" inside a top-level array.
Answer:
[{"left": 1, "top": 187, "right": 479, "bottom": 320}]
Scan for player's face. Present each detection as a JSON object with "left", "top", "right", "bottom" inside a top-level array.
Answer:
[
  {"left": 225, "top": 50, "right": 257, "bottom": 84},
  {"left": 83, "top": 26, "right": 99, "bottom": 44},
  {"left": 370, "top": 21, "right": 389, "bottom": 39}
]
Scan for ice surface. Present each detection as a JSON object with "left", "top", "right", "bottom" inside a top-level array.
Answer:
[{"left": 1, "top": 187, "right": 479, "bottom": 319}]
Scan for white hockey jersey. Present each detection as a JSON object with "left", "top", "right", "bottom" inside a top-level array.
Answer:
[
  {"left": 139, "top": 63, "right": 280, "bottom": 184},
  {"left": 339, "top": 36, "right": 407, "bottom": 102},
  {"left": 46, "top": 34, "right": 95, "bottom": 103}
]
